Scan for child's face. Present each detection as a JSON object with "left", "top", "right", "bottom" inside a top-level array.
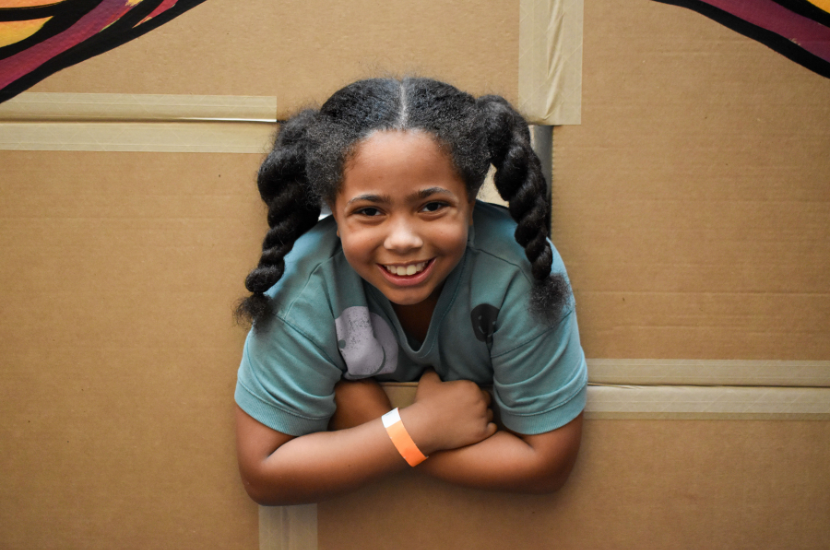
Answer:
[{"left": 331, "top": 130, "right": 474, "bottom": 307}]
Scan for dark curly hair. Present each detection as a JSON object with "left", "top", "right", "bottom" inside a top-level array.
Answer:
[{"left": 237, "top": 77, "right": 569, "bottom": 329}]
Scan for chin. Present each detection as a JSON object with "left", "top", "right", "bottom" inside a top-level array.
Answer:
[{"left": 383, "top": 289, "right": 433, "bottom": 307}]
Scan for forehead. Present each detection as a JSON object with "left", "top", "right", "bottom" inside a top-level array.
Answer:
[{"left": 339, "top": 130, "right": 466, "bottom": 200}]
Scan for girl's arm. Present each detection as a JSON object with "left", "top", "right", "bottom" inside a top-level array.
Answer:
[
  {"left": 235, "top": 371, "right": 496, "bottom": 506},
  {"left": 414, "top": 414, "right": 582, "bottom": 493},
  {"left": 330, "top": 377, "right": 583, "bottom": 494}
]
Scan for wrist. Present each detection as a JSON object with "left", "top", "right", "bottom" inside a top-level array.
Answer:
[
  {"left": 397, "top": 402, "right": 439, "bottom": 456},
  {"left": 382, "top": 408, "right": 428, "bottom": 467}
]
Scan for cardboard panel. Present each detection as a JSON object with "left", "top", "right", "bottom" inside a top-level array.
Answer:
[
  {"left": 318, "top": 419, "right": 830, "bottom": 550},
  {"left": 25, "top": 0, "right": 521, "bottom": 117},
  {"left": 0, "top": 151, "right": 264, "bottom": 549},
  {"left": 552, "top": 0, "right": 830, "bottom": 359}
]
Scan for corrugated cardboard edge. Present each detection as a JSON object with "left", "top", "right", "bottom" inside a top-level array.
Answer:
[
  {"left": 519, "top": 0, "right": 583, "bottom": 125},
  {"left": 0, "top": 93, "right": 277, "bottom": 153}
]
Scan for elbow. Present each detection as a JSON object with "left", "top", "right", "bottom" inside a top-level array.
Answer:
[
  {"left": 238, "top": 463, "right": 297, "bottom": 506},
  {"left": 241, "top": 475, "right": 299, "bottom": 507},
  {"left": 516, "top": 432, "right": 582, "bottom": 494},
  {"left": 239, "top": 470, "right": 275, "bottom": 506},
  {"left": 521, "top": 465, "right": 575, "bottom": 494}
]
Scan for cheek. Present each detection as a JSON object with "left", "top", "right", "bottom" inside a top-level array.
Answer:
[
  {"left": 339, "top": 228, "right": 377, "bottom": 265},
  {"left": 433, "top": 222, "right": 468, "bottom": 254}
]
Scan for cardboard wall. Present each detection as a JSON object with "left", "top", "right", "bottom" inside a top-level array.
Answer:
[
  {"left": 1, "top": 0, "right": 829, "bottom": 549},
  {"left": 553, "top": 0, "right": 830, "bottom": 360},
  {"left": 26, "top": 0, "right": 521, "bottom": 117}
]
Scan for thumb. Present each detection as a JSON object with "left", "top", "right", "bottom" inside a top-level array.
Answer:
[
  {"left": 484, "top": 422, "right": 498, "bottom": 439},
  {"left": 418, "top": 368, "right": 441, "bottom": 386}
]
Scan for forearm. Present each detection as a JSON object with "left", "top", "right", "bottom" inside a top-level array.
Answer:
[
  {"left": 416, "top": 414, "right": 583, "bottom": 493},
  {"left": 245, "top": 416, "right": 407, "bottom": 505},
  {"left": 237, "top": 396, "right": 488, "bottom": 506}
]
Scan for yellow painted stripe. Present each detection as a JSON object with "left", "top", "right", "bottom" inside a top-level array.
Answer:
[
  {"left": 0, "top": 17, "right": 51, "bottom": 48},
  {"left": 0, "top": 0, "right": 60, "bottom": 7},
  {"left": 806, "top": 0, "right": 830, "bottom": 15}
]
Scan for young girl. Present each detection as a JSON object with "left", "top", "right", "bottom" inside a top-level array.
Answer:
[{"left": 234, "top": 77, "right": 588, "bottom": 505}]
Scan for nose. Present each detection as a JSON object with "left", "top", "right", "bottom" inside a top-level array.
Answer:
[{"left": 384, "top": 216, "right": 423, "bottom": 253}]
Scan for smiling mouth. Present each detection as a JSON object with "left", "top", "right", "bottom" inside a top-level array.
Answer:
[{"left": 382, "top": 259, "right": 432, "bottom": 277}]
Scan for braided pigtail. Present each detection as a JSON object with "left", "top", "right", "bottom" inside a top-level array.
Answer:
[
  {"left": 237, "top": 110, "right": 322, "bottom": 330},
  {"left": 477, "top": 95, "right": 570, "bottom": 318}
]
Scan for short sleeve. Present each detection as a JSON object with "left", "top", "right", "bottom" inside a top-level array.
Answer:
[
  {"left": 235, "top": 316, "right": 345, "bottom": 436},
  {"left": 491, "top": 307, "right": 588, "bottom": 435}
]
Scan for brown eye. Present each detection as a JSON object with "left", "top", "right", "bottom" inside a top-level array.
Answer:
[
  {"left": 356, "top": 207, "right": 382, "bottom": 217},
  {"left": 422, "top": 201, "right": 447, "bottom": 213}
]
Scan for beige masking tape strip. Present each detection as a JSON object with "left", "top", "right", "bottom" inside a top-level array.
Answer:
[
  {"left": 0, "top": 93, "right": 277, "bottom": 153},
  {"left": 585, "top": 385, "right": 830, "bottom": 420},
  {"left": 0, "top": 121, "right": 274, "bottom": 153},
  {"left": 587, "top": 359, "right": 830, "bottom": 387},
  {"left": 380, "top": 381, "right": 830, "bottom": 419},
  {"left": 518, "top": 0, "right": 583, "bottom": 125},
  {"left": 0, "top": 92, "right": 277, "bottom": 122},
  {"left": 259, "top": 504, "right": 317, "bottom": 550}
]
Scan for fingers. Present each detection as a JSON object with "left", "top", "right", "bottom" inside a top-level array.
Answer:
[{"left": 481, "top": 388, "right": 491, "bottom": 406}]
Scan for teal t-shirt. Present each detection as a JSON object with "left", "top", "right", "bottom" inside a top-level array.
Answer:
[{"left": 235, "top": 201, "right": 587, "bottom": 436}]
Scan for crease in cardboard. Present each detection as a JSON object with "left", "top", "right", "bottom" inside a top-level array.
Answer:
[
  {"left": 0, "top": 93, "right": 277, "bottom": 153},
  {"left": 519, "top": 0, "right": 583, "bottom": 125}
]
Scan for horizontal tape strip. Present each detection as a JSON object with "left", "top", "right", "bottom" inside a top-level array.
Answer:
[
  {"left": 380, "top": 382, "right": 830, "bottom": 419},
  {"left": 0, "top": 121, "right": 275, "bottom": 153},
  {"left": 587, "top": 358, "right": 830, "bottom": 387},
  {"left": 585, "top": 385, "right": 830, "bottom": 419},
  {"left": 0, "top": 93, "right": 277, "bottom": 122}
]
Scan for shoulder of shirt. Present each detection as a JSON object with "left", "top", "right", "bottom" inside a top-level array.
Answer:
[
  {"left": 469, "top": 201, "right": 529, "bottom": 268},
  {"left": 469, "top": 201, "right": 573, "bottom": 315},
  {"left": 262, "top": 215, "right": 345, "bottom": 316}
]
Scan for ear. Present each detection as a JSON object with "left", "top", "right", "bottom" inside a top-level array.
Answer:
[{"left": 467, "top": 198, "right": 476, "bottom": 226}]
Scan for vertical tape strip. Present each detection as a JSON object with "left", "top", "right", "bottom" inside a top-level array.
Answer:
[
  {"left": 260, "top": 504, "right": 317, "bottom": 550},
  {"left": 519, "top": 0, "right": 583, "bottom": 124}
]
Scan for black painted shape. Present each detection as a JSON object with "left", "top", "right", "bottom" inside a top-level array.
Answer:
[{"left": 471, "top": 304, "right": 500, "bottom": 345}]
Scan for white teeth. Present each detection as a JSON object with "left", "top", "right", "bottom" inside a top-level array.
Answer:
[{"left": 385, "top": 261, "right": 427, "bottom": 276}]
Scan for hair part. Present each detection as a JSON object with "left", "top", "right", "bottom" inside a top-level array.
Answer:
[{"left": 237, "top": 77, "right": 569, "bottom": 330}]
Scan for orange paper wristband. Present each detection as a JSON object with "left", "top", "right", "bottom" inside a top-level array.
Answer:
[{"left": 382, "top": 408, "right": 428, "bottom": 467}]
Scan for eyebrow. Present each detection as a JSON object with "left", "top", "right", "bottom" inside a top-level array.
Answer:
[
  {"left": 347, "top": 193, "right": 392, "bottom": 205},
  {"left": 346, "top": 187, "right": 453, "bottom": 205},
  {"left": 413, "top": 187, "right": 452, "bottom": 200}
]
